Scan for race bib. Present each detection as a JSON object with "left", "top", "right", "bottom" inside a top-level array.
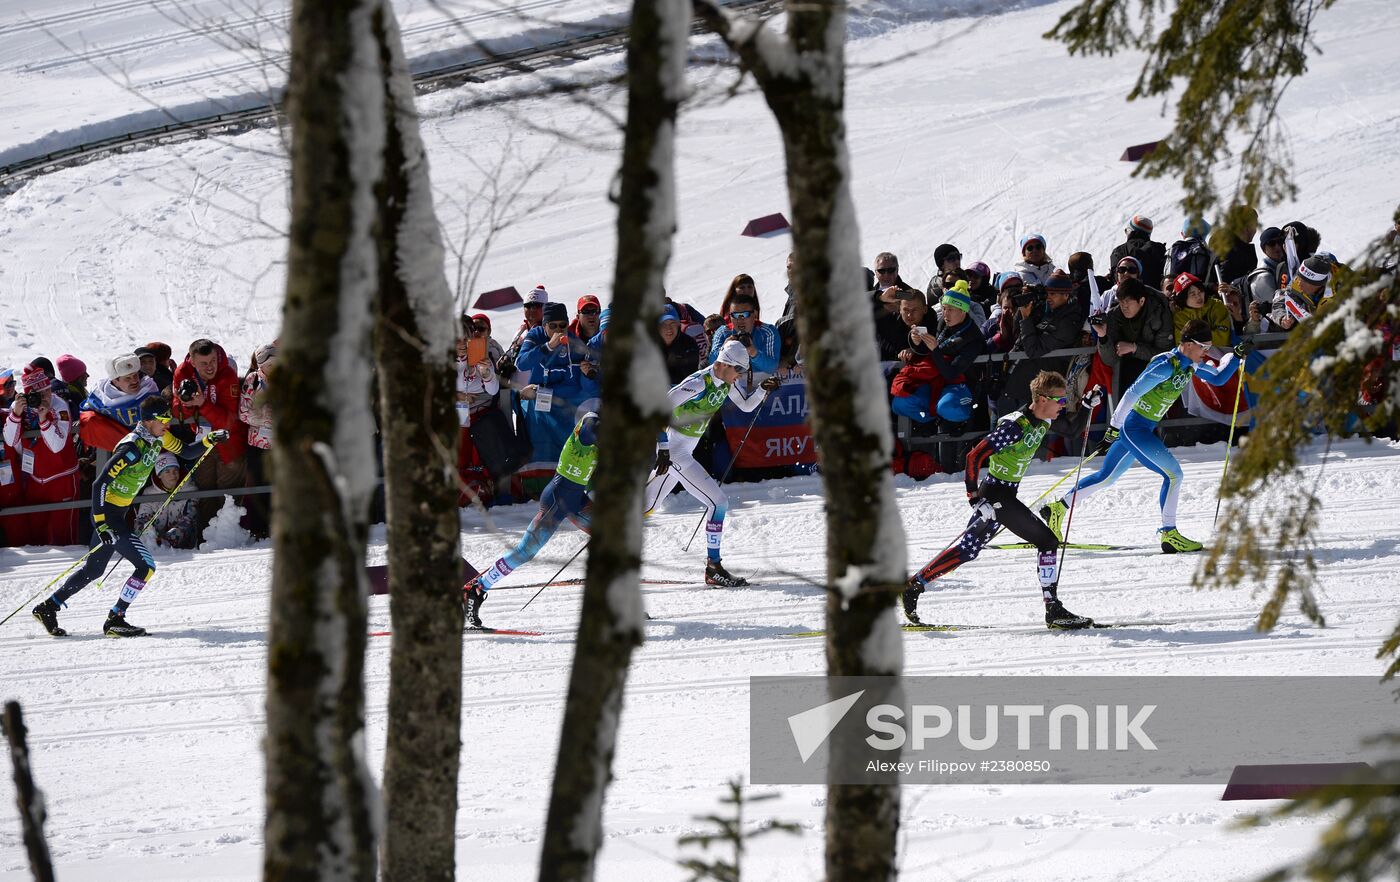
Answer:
[
  {"left": 21, "top": 448, "right": 35, "bottom": 475},
  {"left": 535, "top": 387, "right": 553, "bottom": 413}
]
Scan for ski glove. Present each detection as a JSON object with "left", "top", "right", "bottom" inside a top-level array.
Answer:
[
  {"left": 971, "top": 499, "right": 997, "bottom": 523},
  {"left": 1093, "top": 427, "right": 1120, "bottom": 457},
  {"left": 203, "top": 429, "right": 230, "bottom": 448},
  {"left": 760, "top": 375, "right": 783, "bottom": 392},
  {"left": 1232, "top": 338, "right": 1255, "bottom": 358},
  {"left": 1080, "top": 385, "right": 1104, "bottom": 410},
  {"left": 95, "top": 520, "right": 116, "bottom": 546},
  {"left": 654, "top": 449, "right": 671, "bottom": 475}
]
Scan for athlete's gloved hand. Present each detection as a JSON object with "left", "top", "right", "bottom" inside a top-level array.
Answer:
[
  {"left": 1232, "top": 337, "right": 1255, "bottom": 358},
  {"left": 760, "top": 375, "right": 783, "bottom": 392},
  {"left": 971, "top": 499, "right": 997, "bottom": 522},
  {"left": 1080, "top": 385, "right": 1104, "bottom": 410},
  {"left": 654, "top": 449, "right": 670, "bottom": 475},
  {"left": 95, "top": 520, "right": 116, "bottom": 546},
  {"left": 203, "top": 429, "right": 230, "bottom": 448},
  {"left": 1093, "top": 426, "right": 1119, "bottom": 457}
]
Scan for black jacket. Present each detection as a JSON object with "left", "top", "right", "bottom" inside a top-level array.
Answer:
[
  {"left": 1111, "top": 235, "right": 1167, "bottom": 289},
  {"left": 1098, "top": 291, "right": 1174, "bottom": 368},
  {"left": 661, "top": 331, "right": 701, "bottom": 387},
  {"left": 1016, "top": 300, "right": 1081, "bottom": 359},
  {"left": 1216, "top": 236, "right": 1258, "bottom": 287}
]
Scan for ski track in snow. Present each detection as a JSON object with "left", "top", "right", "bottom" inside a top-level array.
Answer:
[{"left": 1, "top": 439, "right": 1397, "bottom": 880}]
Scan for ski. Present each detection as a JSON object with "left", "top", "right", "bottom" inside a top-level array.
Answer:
[
  {"left": 369, "top": 628, "right": 545, "bottom": 638},
  {"left": 783, "top": 623, "right": 984, "bottom": 638},
  {"left": 490, "top": 577, "right": 692, "bottom": 591},
  {"left": 988, "top": 541, "right": 1138, "bottom": 551}
]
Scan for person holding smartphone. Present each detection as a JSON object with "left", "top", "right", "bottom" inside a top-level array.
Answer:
[{"left": 456, "top": 315, "right": 501, "bottom": 505}]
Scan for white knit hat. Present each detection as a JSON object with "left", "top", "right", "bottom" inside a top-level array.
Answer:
[
  {"left": 524, "top": 285, "right": 549, "bottom": 305},
  {"left": 108, "top": 354, "right": 141, "bottom": 379},
  {"left": 715, "top": 339, "right": 749, "bottom": 369}
]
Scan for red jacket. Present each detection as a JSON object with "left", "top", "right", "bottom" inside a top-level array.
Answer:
[{"left": 171, "top": 344, "right": 247, "bottom": 463}]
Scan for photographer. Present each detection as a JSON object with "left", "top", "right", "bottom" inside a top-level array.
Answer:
[
  {"left": 707, "top": 289, "right": 780, "bottom": 386},
  {"left": 995, "top": 271, "right": 1081, "bottom": 417},
  {"left": 1094, "top": 277, "right": 1174, "bottom": 389},
  {"left": 171, "top": 339, "right": 248, "bottom": 538},
  {"left": 2, "top": 365, "right": 81, "bottom": 546}
]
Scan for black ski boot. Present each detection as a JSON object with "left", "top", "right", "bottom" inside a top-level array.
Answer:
[
  {"left": 705, "top": 559, "right": 748, "bottom": 588},
  {"left": 103, "top": 611, "right": 148, "bottom": 638},
  {"left": 1044, "top": 600, "right": 1094, "bottom": 630},
  {"left": 902, "top": 579, "right": 925, "bottom": 625},
  {"left": 32, "top": 599, "right": 67, "bottom": 637},
  {"left": 463, "top": 581, "right": 488, "bottom": 630}
]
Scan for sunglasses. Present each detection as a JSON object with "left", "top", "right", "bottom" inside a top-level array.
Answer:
[
  {"left": 1116, "top": 265, "right": 1139, "bottom": 275},
  {"left": 1024, "top": 242, "right": 1045, "bottom": 251},
  {"left": 876, "top": 266, "right": 899, "bottom": 275},
  {"left": 730, "top": 310, "right": 755, "bottom": 320},
  {"left": 947, "top": 253, "right": 962, "bottom": 261},
  {"left": 546, "top": 321, "right": 568, "bottom": 331},
  {"left": 524, "top": 302, "right": 544, "bottom": 310},
  {"left": 579, "top": 307, "right": 600, "bottom": 316},
  {"left": 1040, "top": 394, "right": 1069, "bottom": 406},
  {"left": 1182, "top": 337, "right": 1211, "bottom": 347}
]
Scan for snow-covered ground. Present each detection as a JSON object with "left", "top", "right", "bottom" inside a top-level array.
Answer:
[
  {"left": 3, "top": 439, "right": 1397, "bottom": 880},
  {"left": 2, "top": 0, "right": 1399, "bottom": 878}
]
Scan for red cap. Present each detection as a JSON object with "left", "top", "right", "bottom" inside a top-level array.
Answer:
[
  {"left": 472, "top": 313, "right": 491, "bottom": 331},
  {"left": 577, "top": 294, "right": 601, "bottom": 312},
  {"left": 1172, "top": 272, "right": 1203, "bottom": 295}
]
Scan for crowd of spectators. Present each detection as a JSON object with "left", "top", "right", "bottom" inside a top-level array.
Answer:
[{"left": 4, "top": 208, "right": 1393, "bottom": 546}]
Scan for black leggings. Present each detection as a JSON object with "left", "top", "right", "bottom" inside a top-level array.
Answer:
[
  {"left": 52, "top": 505, "right": 154, "bottom": 613},
  {"left": 914, "top": 482, "right": 1057, "bottom": 584}
]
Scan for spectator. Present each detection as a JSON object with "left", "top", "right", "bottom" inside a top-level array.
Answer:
[
  {"left": 1235, "top": 226, "right": 1286, "bottom": 328},
  {"left": 1167, "top": 217, "right": 1216, "bottom": 288},
  {"left": 1065, "top": 252, "right": 1107, "bottom": 320},
  {"left": 80, "top": 354, "right": 162, "bottom": 453},
  {"left": 660, "top": 305, "right": 703, "bottom": 384},
  {"left": 931, "top": 267, "right": 986, "bottom": 329},
  {"left": 871, "top": 252, "right": 921, "bottom": 300},
  {"left": 516, "top": 302, "right": 593, "bottom": 466},
  {"left": 239, "top": 343, "right": 277, "bottom": 537},
  {"left": 708, "top": 288, "right": 780, "bottom": 384},
  {"left": 54, "top": 355, "right": 89, "bottom": 413},
  {"left": 3, "top": 365, "right": 81, "bottom": 546},
  {"left": 1171, "top": 272, "right": 1233, "bottom": 347},
  {"left": 1216, "top": 205, "right": 1259, "bottom": 285},
  {"left": 0, "top": 370, "right": 22, "bottom": 545},
  {"left": 780, "top": 251, "right": 798, "bottom": 319},
  {"left": 462, "top": 313, "right": 524, "bottom": 494},
  {"left": 1094, "top": 277, "right": 1174, "bottom": 388},
  {"left": 665, "top": 297, "right": 712, "bottom": 359},
  {"left": 1110, "top": 215, "right": 1167, "bottom": 290},
  {"left": 1098, "top": 255, "right": 1147, "bottom": 314},
  {"left": 135, "top": 343, "right": 176, "bottom": 395},
  {"left": 984, "top": 272, "right": 1025, "bottom": 353},
  {"left": 1014, "top": 233, "right": 1058, "bottom": 287},
  {"left": 890, "top": 281, "right": 985, "bottom": 426},
  {"left": 703, "top": 313, "right": 725, "bottom": 345},
  {"left": 1272, "top": 255, "right": 1333, "bottom": 328},
  {"left": 454, "top": 320, "right": 501, "bottom": 506},
  {"left": 1220, "top": 282, "right": 1248, "bottom": 337},
  {"left": 719, "top": 274, "right": 762, "bottom": 318},
  {"left": 924, "top": 242, "right": 963, "bottom": 299},
  {"left": 875, "top": 283, "right": 917, "bottom": 363},
  {"left": 171, "top": 338, "right": 248, "bottom": 536},
  {"left": 136, "top": 452, "right": 199, "bottom": 549},
  {"left": 571, "top": 295, "right": 603, "bottom": 342},
  {"left": 964, "top": 261, "right": 997, "bottom": 316},
  {"left": 1018, "top": 271, "right": 1082, "bottom": 359},
  {"left": 0, "top": 367, "right": 14, "bottom": 409},
  {"left": 498, "top": 284, "right": 548, "bottom": 377}
]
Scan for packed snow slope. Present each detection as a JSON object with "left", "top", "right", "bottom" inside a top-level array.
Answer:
[
  {"left": 1, "top": 0, "right": 1397, "bottom": 371},
  {"left": 2, "top": 0, "right": 1400, "bottom": 880},
  {"left": 3, "top": 440, "right": 1399, "bottom": 880}
]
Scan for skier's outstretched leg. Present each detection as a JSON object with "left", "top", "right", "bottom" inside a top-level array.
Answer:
[
  {"left": 991, "top": 488, "right": 1093, "bottom": 629},
  {"left": 1118, "top": 418, "right": 1197, "bottom": 552},
  {"left": 905, "top": 508, "right": 1000, "bottom": 623}
]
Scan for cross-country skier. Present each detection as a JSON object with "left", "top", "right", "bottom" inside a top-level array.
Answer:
[
  {"left": 31, "top": 398, "right": 225, "bottom": 637},
  {"left": 904, "top": 371, "right": 1095, "bottom": 630},
  {"left": 462, "top": 410, "right": 599, "bottom": 630},
  {"left": 1039, "top": 318, "right": 1247, "bottom": 553},
  {"left": 644, "top": 339, "right": 777, "bottom": 587}
]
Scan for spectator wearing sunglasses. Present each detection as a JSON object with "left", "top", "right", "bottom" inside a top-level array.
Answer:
[
  {"left": 1109, "top": 215, "right": 1167, "bottom": 292},
  {"left": 498, "top": 284, "right": 549, "bottom": 379},
  {"left": 707, "top": 290, "right": 779, "bottom": 385},
  {"left": 1013, "top": 233, "right": 1059, "bottom": 287},
  {"left": 516, "top": 301, "right": 595, "bottom": 467},
  {"left": 31, "top": 397, "right": 227, "bottom": 638},
  {"left": 719, "top": 274, "right": 761, "bottom": 319},
  {"left": 870, "top": 252, "right": 919, "bottom": 363}
]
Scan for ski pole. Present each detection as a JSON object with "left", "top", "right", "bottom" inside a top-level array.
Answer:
[
  {"left": 682, "top": 387, "right": 771, "bottom": 553},
  {"left": 1213, "top": 355, "right": 1249, "bottom": 528},
  {"left": 0, "top": 548, "right": 100, "bottom": 626},
  {"left": 1054, "top": 417, "right": 1098, "bottom": 579},
  {"left": 518, "top": 541, "right": 587, "bottom": 614}
]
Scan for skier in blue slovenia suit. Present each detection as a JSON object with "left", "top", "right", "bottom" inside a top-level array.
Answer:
[
  {"left": 1039, "top": 318, "right": 1247, "bottom": 553},
  {"left": 644, "top": 339, "right": 777, "bottom": 588},
  {"left": 462, "top": 410, "right": 600, "bottom": 630}
]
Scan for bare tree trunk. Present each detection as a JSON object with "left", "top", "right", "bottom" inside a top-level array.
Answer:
[
  {"left": 3, "top": 702, "right": 56, "bottom": 882},
  {"left": 692, "top": 2, "right": 906, "bottom": 878},
  {"left": 537, "top": 1, "right": 687, "bottom": 878},
  {"left": 370, "top": 4, "right": 465, "bottom": 881},
  {"left": 264, "top": 0, "right": 383, "bottom": 878}
]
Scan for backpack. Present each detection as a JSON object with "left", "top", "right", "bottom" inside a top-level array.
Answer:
[
  {"left": 1120, "top": 236, "right": 1166, "bottom": 285},
  {"left": 1169, "top": 238, "right": 1214, "bottom": 283}
]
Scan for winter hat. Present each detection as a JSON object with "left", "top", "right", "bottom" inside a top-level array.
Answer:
[
  {"left": 1171, "top": 272, "right": 1204, "bottom": 296},
  {"left": 543, "top": 302, "right": 568, "bottom": 324},
  {"left": 155, "top": 451, "right": 180, "bottom": 475},
  {"left": 715, "top": 339, "right": 750, "bottom": 370},
  {"left": 108, "top": 354, "right": 141, "bottom": 379},
  {"left": 966, "top": 261, "right": 991, "bottom": 280},
  {"left": 140, "top": 397, "right": 171, "bottom": 421},
  {"left": 659, "top": 305, "right": 681, "bottom": 325},
  {"left": 471, "top": 313, "right": 492, "bottom": 332},
  {"left": 1182, "top": 216, "right": 1212, "bottom": 239},
  {"left": 940, "top": 280, "right": 973, "bottom": 314},
  {"left": 577, "top": 294, "right": 601, "bottom": 313},
  {"left": 933, "top": 243, "right": 961, "bottom": 268},
  {"left": 1019, "top": 232, "right": 1047, "bottom": 254},
  {"left": 524, "top": 285, "right": 549, "bottom": 306},
  {"left": 19, "top": 364, "right": 50, "bottom": 394},
  {"left": 57, "top": 354, "right": 87, "bottom": 384},
  {"left": 254, "top": 344, "right": 277, "bottom": 367},
  {"left": 1115, "top": 255, "right": 1144, "bottom": 277},
  {"left": 1126, "top": 215, "right": 1154, "bottom": 236},
  {"left": 1259, "top": 226, "right": 1284, "bottom": 247},
  {"left": 1045, "top": 270, "right": 1074, "bottom": 292},
  {"left": 1067, "top": 252, "right": 1094, "bottom": 278},
  {"left": 995, "top": 271, "right": 1024, "bottom": 291},
  {"left": 1297, "top": 256, "right": 1332, "bottom": 286}
]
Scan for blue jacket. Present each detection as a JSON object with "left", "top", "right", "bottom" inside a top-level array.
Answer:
[
  {"left": 81, "top": 376, "right": 162, "bottom": 429},
  {"left": 516, "top": 326, "right": 599, "bottom": 403},
  {"left": 708, "top": 322, "right": 780, "bottom": 374}
]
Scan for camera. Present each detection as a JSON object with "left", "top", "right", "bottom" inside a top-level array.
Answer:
[
  {"left": 1012, "top": 286, "right": 1042, "bottom": 308},
  {"left": 733, "top": 331, "right": 753, "bottom": 346},
  {"left": 1088, "top": 314, "right": 1107, "bottom": 326},
  {"left": 177, "top": 378, "right": 200, "bottom": 402},
  {"left": 23, "top": 391, "right": 42, "bottom": 408}
]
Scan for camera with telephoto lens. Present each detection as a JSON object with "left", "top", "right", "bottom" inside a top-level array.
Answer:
[
  {"left": 1089, "top": 314, "right": 1107, "bottom": 326},
  {"left": 177, "top": 378, "right": 200, "bottom": 402},
  {"left": 1013, "top": 285, "right": 1043, "bottom": 308},
  {"left": 23, "top": 391, "right": 42, "bottom": 408}
]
